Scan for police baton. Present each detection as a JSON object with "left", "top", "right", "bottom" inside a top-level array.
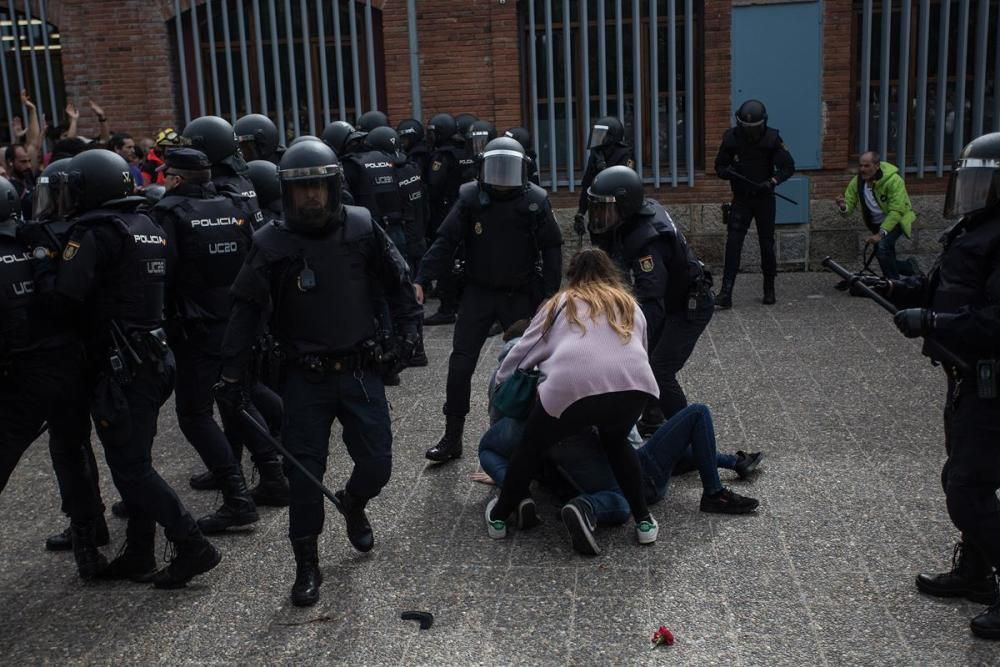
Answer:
[
  {"left": 726, "top": 169, "right": 799, "bottom": 205},
  {"left": 821, "top": 256, "right": 970, "bottom": 375},
  {"left": 238, "top": 408, "right": 343, "bottom": 510}
]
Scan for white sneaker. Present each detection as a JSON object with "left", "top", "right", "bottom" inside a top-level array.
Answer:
[
  {"left": 636, "top": 515, "right": 659, "bottom": 545},
  {"left": 485, "top": 498, "right": 507, "bottom": 539}
]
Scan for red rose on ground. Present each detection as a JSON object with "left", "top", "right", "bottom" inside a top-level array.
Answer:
[{"left": 651, "top": 625, "right": 675, "bottom": 647}]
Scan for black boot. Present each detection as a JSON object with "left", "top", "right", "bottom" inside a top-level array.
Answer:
[
  {"left": 716, "top": 280, "right": 734, "bottom": 309},
  {"left": 971, "top": 594, "right": 1000, "bottom": 639},
  {"left": 47, "top": 515, "right": 110, "bottom": 552},
  {"left": 762, "top": 275, "right": 776, "bottom": 305},
  {"left": 100, "top": 519, "right": 158, "bottom": 583},
  {"left": 408, "top": 337, "right": 429, "bottom": 367},
  {"left": 153, "top": 532, "right": 222, "bottom": 589},
  {"left": 334, "top": 490, "right": 374, "bottom": 552},
  {"left": 290, "top": 536, "right": 322, "bottom": 607},
  {"left": 70, "top": 521, "right": 109, "bottom": 580},
  {"left": 425, "top": 415, "right": 464, "bottom": 463},
  {"left": 250, "top": 460, "right": 290, "bottom": 507},
  {"left": 197, "top": 472, "right": 260, "bottom": 534},
  {"left": 916, "top": 542, "right": 998, "bottom": 605},
  {"left": 189, "top": 469, "right": 221, "bottom": 491},
  {"left": 637, "top": 403, "right": 665, "bottom": 439}
]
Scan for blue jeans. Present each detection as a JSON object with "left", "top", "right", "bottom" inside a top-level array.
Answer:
[
  {"left": 875, "top": 226, "right": 904, "bottom": 279},
  {"left": 478, "top": 417, "right": 526, "bottom": 486}
]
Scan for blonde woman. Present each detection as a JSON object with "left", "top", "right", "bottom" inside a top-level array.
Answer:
[{"left": 486, "top": 248, "right": 661, "bottom": 544}]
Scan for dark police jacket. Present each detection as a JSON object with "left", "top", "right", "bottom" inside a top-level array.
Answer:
[
  {"left": 596, "top": 199, "right": 706, "bottom": 337},
  {"left": 577, "top": 144, "right": 635, "bottom": 214},
  {"left": 213, "top": 170, "right": 265, "bottom": 230},
  {"left": 425, "top": 145, "right": 464, "bottom": 229},
  {"left": 406, "top": 141, "right": 431, "bottom": 180},
  {"left": 344, "top": 150, "right": 404, "bottom": 227},
  {"left": 395, "top": 154, "right": 429, "bottom": 257},
  {"left": 220, "top": 205, "right": 422, "bottom": 380},
  {"left": 416, "top": 181, "right": 563, "bottom": 296},
  {"left": 714, "top": 127, "right": 795, "bottom": 199},
  {"left": 152, "top": 182, "right": 253, "bottom": 326}
]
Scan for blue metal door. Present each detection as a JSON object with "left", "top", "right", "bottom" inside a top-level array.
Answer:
[{"left": 731, "top": 1, "right": 823, "bottom": 171}]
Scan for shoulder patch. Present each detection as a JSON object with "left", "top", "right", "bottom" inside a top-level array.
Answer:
[
  {"left": 431, "top": 160, "right": 442, "bottom": 172},
  {"left": 474, "top": 221, "right": 483, "bottom": 235},
  {"left": 638, "top": 255, "right": 654, "bottom": 272},
  {"left": 528, "top": 202, "right": 539, "bottom": 212},
  {"left": 62, "top": 240, "right": 80, "bottom": 261}
]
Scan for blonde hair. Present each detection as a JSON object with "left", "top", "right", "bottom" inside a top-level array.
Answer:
[{"left": 540, "top": 248, "right": 637, "bottom": 342}]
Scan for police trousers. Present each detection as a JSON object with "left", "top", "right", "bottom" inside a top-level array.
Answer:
[
  {"left": 281, "top": 366, "right": 392, "bottom": 539},
  {"left": 723, "top": 194, "right": 777, "bottom": 284},
  {"left": 0, "top": 344, "right": 104, "bottom": 522},
  {"left": 649, "top": 298, "right": 714, "bottom": 420}
]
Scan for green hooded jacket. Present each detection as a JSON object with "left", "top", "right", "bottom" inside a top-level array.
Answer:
[{"left": 842, "top": 161, "right": 916, "bottom": 238}]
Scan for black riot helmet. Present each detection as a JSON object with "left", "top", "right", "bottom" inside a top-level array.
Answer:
[
  {"left": 288, "top": 135, "right": 323, "bottom": 147},
  {"left": 247, "top": 159, "right": 282, "bottom": 211},
  {"left": 945, "top": 132, "right": 1000, "bottom": 219},
  {"left": 504, "top": 127, "right": 532, "bottom": 154},
  {"left": 0, "top": 176, "right": 18, "bottom": 225},
  {"left": 357, "top": 110, "right": 389, "bottom": 132},
  {"left": 588, "top": 116, "right": 625, "bottom": 150},
  {"left": 182, "top": 115, "right": 247, "bottom": 173},
  {"left": 366, "top": 126, "right": 401, "bottom": 156},
  {"left": 426, "top": 113, "right": 456, "bottom": 150},
  {"left": 396, "top": 118, "right": 424, "bottom": 152},
  {"left": 33, "top": 158, "right": 72, "bottom": 221},
  {"left": 63, "top": 149, "right": 141, "bottom": 216},
  {"left": 587, "top": 165, "right": 645, "bottom": 234},
  {"left": 321, "top": 121, "right": 355, "bottom": 154},
  {"left": 142, "top": 184, "right": 167, "bottom": 206},
  {"left": 479, "top": 136, "right": 527, "bottom": 198},
  {"left": 278, "top": 140, "right": 343, "bottom": 235},
  {"left": 467, "top": 120, "right": 497, "bottom": 158},
  {"left": 234, "top": 113, "right": 279, "bottom": 161},
  {"left": 454, "top": 113, "right": 478, "bottom": 144},
  {"left": 735, "top": 99, "right": 768, "bottom": 143}
]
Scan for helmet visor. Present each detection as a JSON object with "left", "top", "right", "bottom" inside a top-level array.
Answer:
[
  {"left": 280, "top": 165, "right": 342, "bottom": 233},
  {"left": 588, "top": 124, "right": 610, "bottom": 149},
  {"left": 32, "top": 175, "right": 62, "bottom": 221},
  {"left": 587, "top": 194, "right": 622, "bottom": 234},
  {"left": 737, "top": 116, "right": 766, "bottom": 143},
  {"left": 480, "top": 149, "right": 525, "bottom": 188},
  {"left": 470, "top": 131, "right": 491, "bottom": 157},
  {"left": 944, "top": 160, "right": 1000, "bottom": 219},
  {"left": 237, "top": 135, "right": 259, "bottom": 161}
]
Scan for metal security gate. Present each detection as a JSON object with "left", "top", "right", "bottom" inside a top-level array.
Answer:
[
  {"left": 0, "top": 1, "right": 63, "bottom": 144},
  {"left": 855, "top": 0, "right": 1000, "bottom": 176},
  {"left": 520, "top": 0, "right": 701, "bottom": 191},
  {"left": 170, "top": 0, "right": 422, "bottom": 143}
]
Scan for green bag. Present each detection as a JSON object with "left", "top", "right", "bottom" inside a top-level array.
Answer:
[{"left": 492, "top": 304, "right": 564, "bottom": 420}]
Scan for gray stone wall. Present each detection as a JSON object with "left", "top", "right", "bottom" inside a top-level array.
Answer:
[{"left": 553, "top": 194, "right": 948, "bottom": 275}]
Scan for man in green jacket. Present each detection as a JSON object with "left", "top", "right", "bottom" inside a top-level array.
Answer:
[{"left": 836, "top": 151, "right": 916, "bottom": 279}]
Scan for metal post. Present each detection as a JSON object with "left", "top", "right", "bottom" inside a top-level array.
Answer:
[
  {"left": 317, "top": 1, "right": 331, "bottom": 127},
  {"left": 7, "top": 0, "right": 27, "bottom": 118},
  {"left": 221, "top": 1, "right": 238, "bottom": 120},
  {"left": 406, "top": 0, "right": 421, "bottom": 120},
  {"left": 544, "top": 0, "right": 558, "bottom": 190},
  {"left": 174, "top": 0, "right": 191, "bottom": 125},
  {"left": 896, "top": 0, "right": 910, "bottom": 169},
  {"left": 615, "top": 0, "right": 624, "bottom": 121},
  {"left": 190, "top": 0, "right": 206, "bottom": 117},
  {"left": 563, "top": 0, "right": 574, "bottom": 190},
  {"left": 348, "top": 0, "right": 362, "bottom": 118},
  {"left": 0, "top": 14, "right": 15, "bottom": 140},
  {"left": 528, "top": 0, "right": 541, "bottom": 163},
  {"left": 632, "top": 0, "right": 642, "bottom": 178},
  {"left": 284, "top": 0, "right": 300, "bottom": 137},
  {"left": 301, "top": 0, "right": 316, "bottom": 135},
  {"left": 333, "top": 0, "right": 347, "bottom": 119},
  {"left": 581, "top": 0, "right": 591, "bottom": 170},
  {"left": 934, "top": 0, "right": 951, "bottom": 176},
  {"left": 597, "top": 0, "right": 607, "bottom": 117},
  {"left": 20, "top": 1, "right": 46, "bottom": 128},
  {"left": 365, "top": 0, "right": 377, "bottom": 111},
  {"left": 267, "top": 0, "right": 285, "bottom": 141},
  {"left": 971, "top": 0, "right": 989, "bottom": 137},
  {"left": 669, "top": 0, "right": 677, "bottom": 185},
  {"left": 39, "top": 1, "right": 58, "bottom": 125},
  {"left": 953, "top": 0, "right": 970, "bottom": 159},
  {"left": 650, "top": 0, "right": 659, "bottom": 187},
  {"left": 860, "top": 0, "right": 873, "bottom": 153},
  {"left": 250, "top": 0, "right": 266, "bottom": 115},
  {"left": 206, "top": 0, "right": 221, "bottom": 116},
  {"left": 878, "top": 0, "right": 892, "bottom": 157},
  {"left": 235, "top": 1, "right": 252, "bottom": 114},
  {"left": 684, "top": 0, "right": 694, "bottom": 185},
  {"left": 995, "top": 3, "right": 1000, "bottom": 131},
  {"left": 914, "top": 0, "right": 929, "bottom": 175}
]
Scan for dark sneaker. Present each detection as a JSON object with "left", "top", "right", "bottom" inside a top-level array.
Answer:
[
  {"left": 734, "top": 451, "right": 765, "bottom": 480},
  {"left": 700, "top": 487, "right": 759, "bottom": 514},
  {"left": 916, "top": 543, "right": 999, "bottom": 605},
  {"left": 517, "top": 498, "right": 541, "bottom": 530},
  {"left": 561, "top": 498, "right": 600, "bottom": 556},
  {"left": 971, "top": 598, "right": 1000, "bottom": 640}
]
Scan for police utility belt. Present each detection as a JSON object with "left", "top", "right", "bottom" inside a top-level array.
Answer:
[
  {"left": 107, "top": 321, "right": 169, "bottom": 386},
  {"left": 292, "top": 340, "right": 384, "bottom": 378}
]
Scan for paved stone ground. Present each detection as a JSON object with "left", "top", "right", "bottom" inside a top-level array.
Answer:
[{"left": 2, "top": 273, "right": 999, "bottom": 666}]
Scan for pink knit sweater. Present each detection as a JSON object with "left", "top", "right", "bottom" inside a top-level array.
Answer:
[{"left": 495, "top": 295, "right": 660, "bottom": 417}]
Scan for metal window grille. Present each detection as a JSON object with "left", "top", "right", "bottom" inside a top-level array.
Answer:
[
  {"left": 854, "top": 0, "right": 1000, "bottom": 176},
  {"left": 170, "top": 0, "right": 408, "bottom": 144},
  {"left": 0, "top": 2, "right": 64, "bottom": 144},
  {"left": 520, "top": 0, "right": 701, "bottom": 191}
]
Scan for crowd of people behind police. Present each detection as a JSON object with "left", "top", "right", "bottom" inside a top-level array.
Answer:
[{"left": 2, "top": 90, "right": 1000, "bottom": 641}]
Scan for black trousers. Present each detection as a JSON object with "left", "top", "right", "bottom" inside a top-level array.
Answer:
[
  {"left": 723, "top": 194, "right": 777, "bottom": 284},
  {"left": 941, "top": 373, "right": 1000, "bottom": 569},
  {"left": 0, "top": 345, "right": 104, "bottom": 522},
  {"left": 445, "top": 283, "right": 537, "bottom": 417},
  {"left": 649, "top": 299, "right": 714, "bottom": 420}
]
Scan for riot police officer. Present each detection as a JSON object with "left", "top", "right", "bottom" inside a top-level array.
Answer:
[
  {"left": 0, "top": 175, "right": 108, "bottom": 579},
  {"left": 52, "top": 149, "right": 221, "bottom": 588},
  {"left": 463, "top": 120, "right": 496, "bottom": 181},
  {"left": 504, "top": 127, "right": 541, "bottom": 185},
  {"left": 713, "top": 99, "right": 795, "bottom": 307},
  {"left": 151, "top": 148, "right": 259, "bottom": 535},
  {"left": 322, "top": 120, "right": 367, "bottom": 161},
  {"left": 342, "top": 128, "right": 405, "bottom": 251},
  {"left": 248, "top": 159, "right": 282, "bottom": 226},
  {"left": 357, "top": 110, "right": 389, "bottom": 132},
  {"left": 587, "top": 166, "right": 714, "bottom": 430},
  {"left": 423, "top": 112, "right": 466, "bottom": 326},
  {"left": 415, "top": 137, "right": 563, "bottom": 462},
  {"left": 235, "top": 113, "right": 282, "bottom": 164},
  {"left": 397, "top": 118, "right": 430, "bottom": 177},
  {"left": 880, "top": 132, "right": 1000, "bottom": 639},
  {"left": 575, "top": 117, "right": 634, "bottom": 236},
  {"left": 217, "top": 140, "right": 421, "bottom": 607}
]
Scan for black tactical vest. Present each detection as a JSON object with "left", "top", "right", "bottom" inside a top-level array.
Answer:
[
  {"left": 254, "top": 205, "right": 379, "bottom": 355},
  {"left": 728, "top": 128, "right": 783, "bottom": 193},
  {"left": 157, "top": 193, "right": 252, "bottom": 322},
  {"left": 347, "top": 150, "right": 404, "bottom": 225},
  {"left": 396, "top": 158, "right": 426, "bottom": 229},
  {"left": 213, "top": 173, "right": 265, "bottom": 230},
  {"left": 0, "top": 228, "right": 37, "bottom": 355}
]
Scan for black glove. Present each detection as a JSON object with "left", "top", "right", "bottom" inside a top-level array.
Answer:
[
  {"left": 893, "top": 308, "right": 933, "bottom": 338},
  {"left": 756, "top": 180, "right": 775, "bottom": 195},
  {"left": 573, "top": 213, "right": 587, "bottom": 236},
  {"left": 213, "top": 378, "right": 249, "bottom": 412},
  {"left": 849, "top": 275, "right": 889, "bottom": 297}
]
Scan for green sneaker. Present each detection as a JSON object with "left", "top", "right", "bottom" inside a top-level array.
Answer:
[
  {"left": 636, "top": 515, "right": 659, "bottom": 545},
  {"left": 485, "top": 498, "right": 507, "bottom": 539}
]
